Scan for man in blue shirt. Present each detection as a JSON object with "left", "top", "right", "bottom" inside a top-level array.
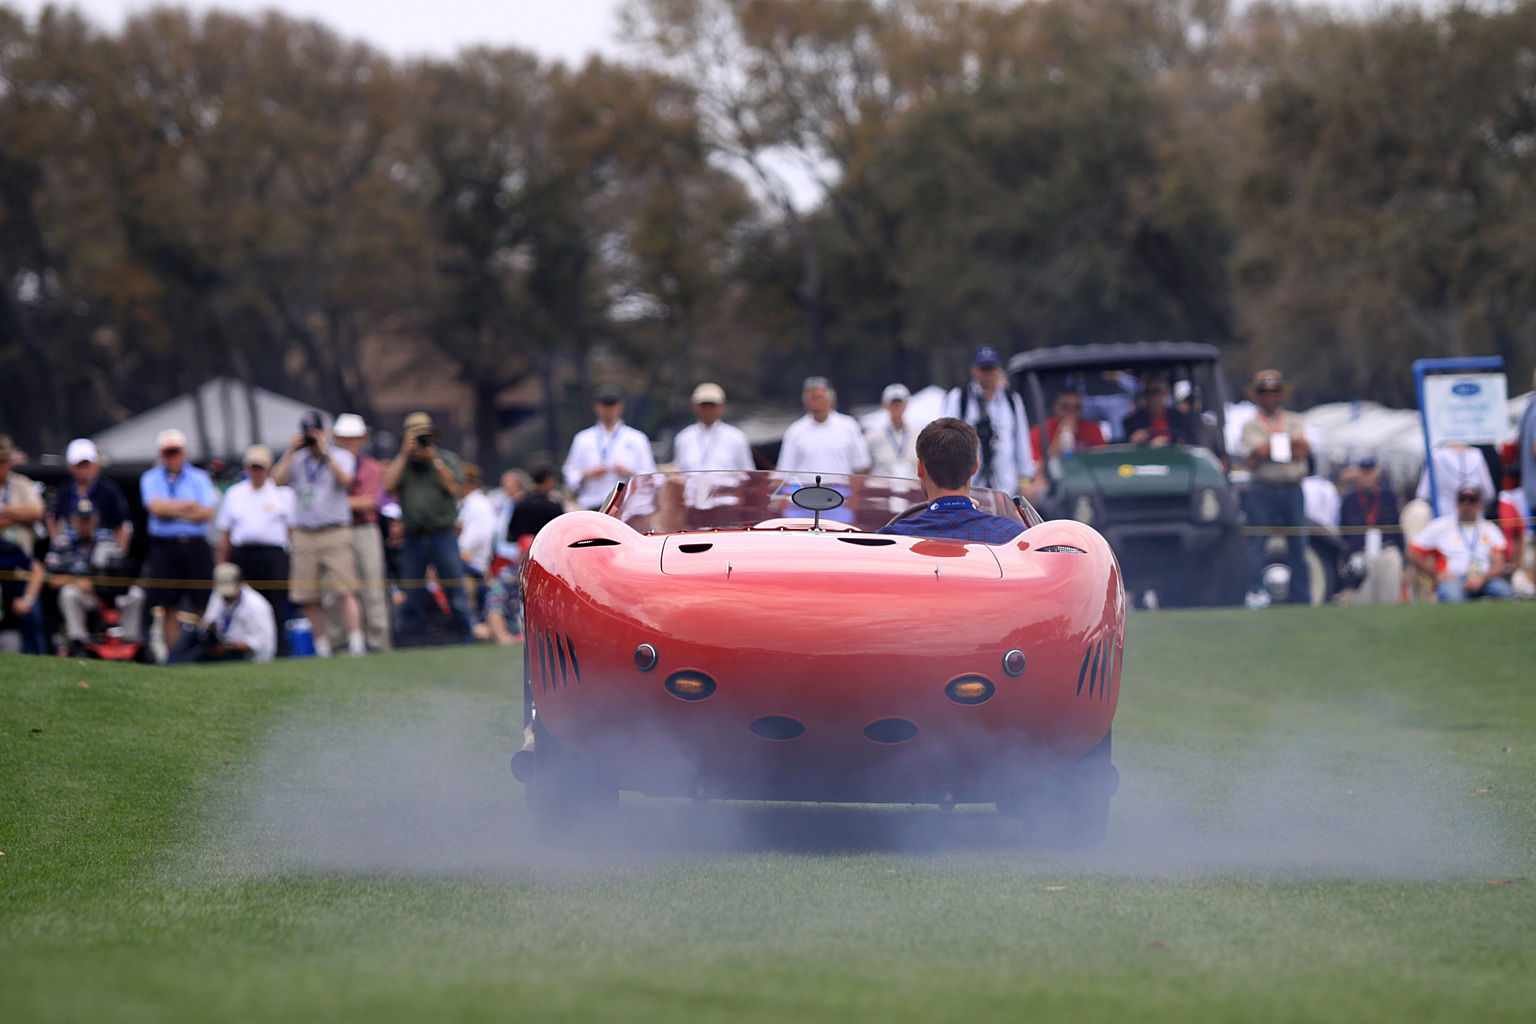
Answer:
[
  {"left": 879, "top": 418, "right": 1027, "bottom": 544},
  {"left": 139, "top": 428, "right": 218, "bottom": 655}
]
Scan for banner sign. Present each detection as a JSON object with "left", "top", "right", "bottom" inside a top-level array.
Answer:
[{"left": 1421, "top": 373, "right": 1508, "bottom": 447}]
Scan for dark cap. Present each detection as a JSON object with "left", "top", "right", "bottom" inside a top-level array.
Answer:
[
  {"left": 972, "top": 345, "right": 1002, "bottom": 368},
  {"left": 594, "top": 385, "right": 624, "bottom": 404},
  {"left": 71, "top": 497, "right": 98, "bottom": 519},
  {"left": 300, "top": 410, "right": 325, "bottom": 433},
  {"left": 1456, "top": 484, "right": 1483, "bottom": 501},
  {"left": 1356, "top": 454, "right": 1378, "bottom": 469}
]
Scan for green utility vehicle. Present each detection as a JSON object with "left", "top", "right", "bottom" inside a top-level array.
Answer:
[{"left": 1008, "top": 342, "right": 1250, "bottom": 607}]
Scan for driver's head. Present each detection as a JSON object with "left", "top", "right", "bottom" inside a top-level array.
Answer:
[{"left": 915, "top": 417, "right": 980, "bottom": 490}]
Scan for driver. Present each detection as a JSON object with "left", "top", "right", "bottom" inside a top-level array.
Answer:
[{"left": 878, "top": 418, "right": 1027, "bottom": 543}]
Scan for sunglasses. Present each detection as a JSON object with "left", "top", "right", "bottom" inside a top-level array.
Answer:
[
  {"left": 161, "top": 447, "right": 184, "bottom": 455},
  {"left": 1256, "top": 387, "right": 1282, "bottom": 395}
]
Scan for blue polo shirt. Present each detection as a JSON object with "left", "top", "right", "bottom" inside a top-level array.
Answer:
[
  {"left": 878, "top": 495, "right": 1027, "bottom": 544},
  {"left": 140, "top": 463, "right": 218, "bottom": 539}
]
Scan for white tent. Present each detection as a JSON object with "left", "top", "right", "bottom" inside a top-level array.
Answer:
[{"left": 92, "top": 377, "right": 333, "bottom": 465}]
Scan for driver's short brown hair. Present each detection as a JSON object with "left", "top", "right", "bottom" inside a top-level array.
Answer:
[{"left": 916, "top": 417, "right": 979, "bottom": 490}]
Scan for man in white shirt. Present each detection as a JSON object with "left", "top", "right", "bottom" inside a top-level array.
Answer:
[
  {"left": 1416, "top": 443, "right": 1495, "bottom": 518},
  {"left": 941, "top": 346, "right": 1037, "bottom": 498},
  {"left": 865, "top": 384, "right": 918, "bottom": 480},
  {"left": 168, "top": 562, "right": 277, "bottom": 663},
  {"left": 215, "top": 445, "right": 295, "bottom": 637},
  {"left": 777, "top": 377, "right": 872, "bottom": 478},
  {"left": 563, "top": 386, "right": 658, "bottom": 509},
  {"left": 674, "top": 383, "right": 755, "bottom": 473},
  {"left": 1409, "top": 484, "right": 1514, "bottom": 602}
]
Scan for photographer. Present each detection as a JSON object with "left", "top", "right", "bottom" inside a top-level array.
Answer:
[
  {"left": 273, "top": 411, "right": 365, "bottom": 657},
  {"left": 167, "top": 562, "right": 276, "bottom": 663},
  {"left": 383, "top": 412, "right": 472, "bottom": 644}
]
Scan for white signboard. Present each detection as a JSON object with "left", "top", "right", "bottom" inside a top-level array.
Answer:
[{"left": 1422, "top": 373, "right": 1508, "bottom": 446}]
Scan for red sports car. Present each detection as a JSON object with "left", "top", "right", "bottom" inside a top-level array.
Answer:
[{"left": 513, "top": 470, "right": 1124, "bottom": 843}]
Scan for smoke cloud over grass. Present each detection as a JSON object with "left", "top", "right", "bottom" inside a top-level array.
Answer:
[{"left": 194, "top": 688, "right": 1513, "bottom": 882}]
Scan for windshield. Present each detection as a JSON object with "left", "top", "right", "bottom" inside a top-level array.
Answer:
[
  {"left": 1018, "top": 359, "right": 1228, "bottom": 458},
  {"left": 605, "top": 471, "right": 1022, "bottom": 534}
]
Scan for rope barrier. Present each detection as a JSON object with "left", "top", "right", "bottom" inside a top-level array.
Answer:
[{"left": 0, "top": 571, "right": 467, "bottom": 589}]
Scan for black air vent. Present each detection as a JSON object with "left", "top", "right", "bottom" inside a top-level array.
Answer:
[
  {"left": 837, "top": 537, "right": 897, "bottom": 546},
  {"left": 678, "top": 542, "right": 714, "bottom": 553},
  {"left": 569, "top": 538, "right": 620, "bottom": 548},
  {"left": 1037, "top": 544, "right": 1087, "bottom": 554},
  {"left": 863, "top": 718, "right": 919, "bottom": 744}
]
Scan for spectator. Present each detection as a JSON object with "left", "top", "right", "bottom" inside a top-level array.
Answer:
[
  {"left": 492, "top": 469, "right": 531, "bottom": 572},
  {"left": 1031, "top": 387, "right": 1108, "bottom": 472},
  {"left": 1416, "top": 443, "right": 1495, "bottom": 519},
  {"left": 457, "top": 463, "right": 497, "bottom": 615},
  {"left": 1409, "top": 484, "right": 1513, "bottom": 602},
  {"left": 941, "top": 346, "right": 1036, "bottom": 497},
  {"left": 482, "top": 464, "right": 565, "bottom": 645},
  {"left": 168, "top": 562, "right": 277, "bottom": 663},
  {"left": 866, "top": 384, "right": 919, "bottom": 480},
  {"left": 1519, "top": 368, "right": 1536, "bottom": 529},
  {"left": 675, "top": 382, "right": 755, "bottom": 473},
  {"left": 140, "top": 428, "right": 217, "bottom": 653},
  {"left": 0, "top": 532, "right": 44, "bottom": 654},
  {"left": 1122, "top": 374, "right": 1199, "bottom": 447},
  {"left": 878, "top": 418, "right": 1026, "bottom": 544},
  {"left": 563, "top": 386, "right": 658, "bottom": 510},
  {"left": 1338, "top": 454, "right": 1403, "bottom": 605},
  {"left": 272, "top": 411, "right": 365, "bottom": 658},
  {"left": 777, "top": 377, "right": 872, "bottom": 477},
  {"left": 1495, "top": 451, "right": 1530, "bottom": 594},
  {"left": 48, "top": 439, "right": 130, "bottom": 549},
  {"left": 215, "top": 444, "right": 294, "bottom": 641},
  {"left": 1239, "top": 369, "right": 1311, "bottom": 608},
  {"left": 333, "top": 414, "right": 392, "bottom": 652},
  {"left": 46, "top": 496, "right": 146, "bottom": 656},
  {"left": 384, "top": 412, "right": 472, "bottom": 643},
  {"left": 0, "top": 433, "right": 45, "bottom": 559}
]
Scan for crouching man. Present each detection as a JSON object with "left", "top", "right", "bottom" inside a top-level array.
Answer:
[
  {"left": 168, "top": 562, "right": 277, "bottom": 663},
  {"left": 46, "top": 496, "right": 146, "bottom": 656}
]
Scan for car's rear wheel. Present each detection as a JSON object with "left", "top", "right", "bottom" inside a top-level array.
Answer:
[
  {"left": 522, "top": 713, "right": 618, "bottom": 833},
  {"left": 996, "top": 731, "right": 1118, "bottom": 848}
]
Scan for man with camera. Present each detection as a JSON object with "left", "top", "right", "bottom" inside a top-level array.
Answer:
[
  {"left": 167, "top": 562, "right": 276, "bottom": 663},
  {"left": 273, "top": 411, "right": 366, "bottom": 657},
  {"left": 384, "top": 411, "right": 472, "bottom": 644},
  {"left": 941, "top": 346, "right": 1038, "bottom": 499}
]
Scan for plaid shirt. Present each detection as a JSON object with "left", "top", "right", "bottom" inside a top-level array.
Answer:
[{"left": 878, "top": 495, "right": 1026, "bottom": 544}]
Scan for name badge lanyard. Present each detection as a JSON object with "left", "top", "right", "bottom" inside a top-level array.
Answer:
[
  {"left": 885, "top": 423, "right": 907, "bottom": 463},
  {"left": 1459, "top": 524, "right": 1485, "bottom": 569},
  {"left": 220, "top": 595, "right": 238, "bottom": 639}
]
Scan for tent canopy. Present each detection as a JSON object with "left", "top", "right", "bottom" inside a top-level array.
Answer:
[{"left": 92, "top": 377, "right": 333, "bottom": 465}]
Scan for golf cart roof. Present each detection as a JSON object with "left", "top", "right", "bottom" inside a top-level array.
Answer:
[{"left": 1008, "top": 342, "right": 1222, "bottom": 375}]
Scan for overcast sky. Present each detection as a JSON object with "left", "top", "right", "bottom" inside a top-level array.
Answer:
[{"left": 10, "top": 0, "right": 632, "bottom": 64}]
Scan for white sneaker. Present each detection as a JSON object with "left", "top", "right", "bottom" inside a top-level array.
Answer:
[
  {"left": 314, "top": 636, "right": 333, "bottom": 658},
  {"left": 347, "top": 633, "right": 367, "bottom": 657}
]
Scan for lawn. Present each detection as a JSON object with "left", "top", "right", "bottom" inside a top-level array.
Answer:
[{"left": 2, "top": 603, "right": 1533, "bottom": 1022}]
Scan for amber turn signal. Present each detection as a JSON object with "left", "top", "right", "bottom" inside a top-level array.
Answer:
[
  {"left": 945, "top": 675, "right": 994, "bottom": 705},
  {"left": 665, "top": 670, "right": 717, "bottom": 701}
]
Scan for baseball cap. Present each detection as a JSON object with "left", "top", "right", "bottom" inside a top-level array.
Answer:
[
  {"left": 212, "top": 562, "right": 242, "bottom": 599},
  {"left": 299, "top": 410, "right": 325, "bottom": 434},
  {"left": 972, "top": 345, "right": 1001, "bottom": 368},
  {"left": 691, "top": 382, "right": 726, "bottom": 405},
  {"left": 1357, "top": 454, "right": 1378, "bottom": 469},
  {"left": 594, "top": 385, "right": 624, "bottom": 404},
  {"left": 157, "top": 428, "right": 187, "bottom": 452},
  {"left": 70, "top": 496, "right": 98, "bottom": 519},
  {"left": 402, "top": 412, "right": 437, "bottom": 437},
  {"left": 333, "top": 413, "right": 368, "bottom": 438},
  {"left": 881, "top": 383, "right": 910, "bottom": 404},
  {"left": 66, "top": 438, "right": 99, "bottom": 465},
  {"left": 0, "top": 434, "right": 12, "bottom": 460},
  {"left": 243, "top": 444, "right": 273, "bottom": 468}
]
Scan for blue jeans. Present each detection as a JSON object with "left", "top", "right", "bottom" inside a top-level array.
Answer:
[
  {"left": 1246, "top": 481, "right": 1311, "bottom": 601},
  {"left": 397, "top": 528, "right": 473, "bottom": 642},
  {"left": 1436, "top": 576, "right": 1514, "bottom": 603}
]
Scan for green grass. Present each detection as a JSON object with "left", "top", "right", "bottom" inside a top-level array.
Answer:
[{"left": 3, "top": 604, "right": 1535, "bottom": 1022}]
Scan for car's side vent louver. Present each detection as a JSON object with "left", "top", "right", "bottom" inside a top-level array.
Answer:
[
  {"left": 1076, "top": 635, "right": 1119, "bottom": 703},
  {"left": 531, "top": 629, "right": 580, "bottom": 692},
  {"left": 569, "top": 537, "right": 620, "bottom": 548}
]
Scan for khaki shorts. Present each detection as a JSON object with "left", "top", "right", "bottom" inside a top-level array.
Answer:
[{"left": 290, "top": 526, "right": 356, "bottom": 603}]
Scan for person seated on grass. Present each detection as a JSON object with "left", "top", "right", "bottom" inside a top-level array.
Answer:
[
  {"left": 167, "top": 562, "right": 277, "bottom": 664},
  {"left": 0, "top": 535, "right": 44, "bottom": 655},
  {"left": 878, "top": 418, "right": 1026, "bottom": 544},
  {"left": 46, "top": 496, "right": 147, "bottom": 657},
  {"left": 1408, "top": 484, "right": 1514, "bottom": 603}
]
